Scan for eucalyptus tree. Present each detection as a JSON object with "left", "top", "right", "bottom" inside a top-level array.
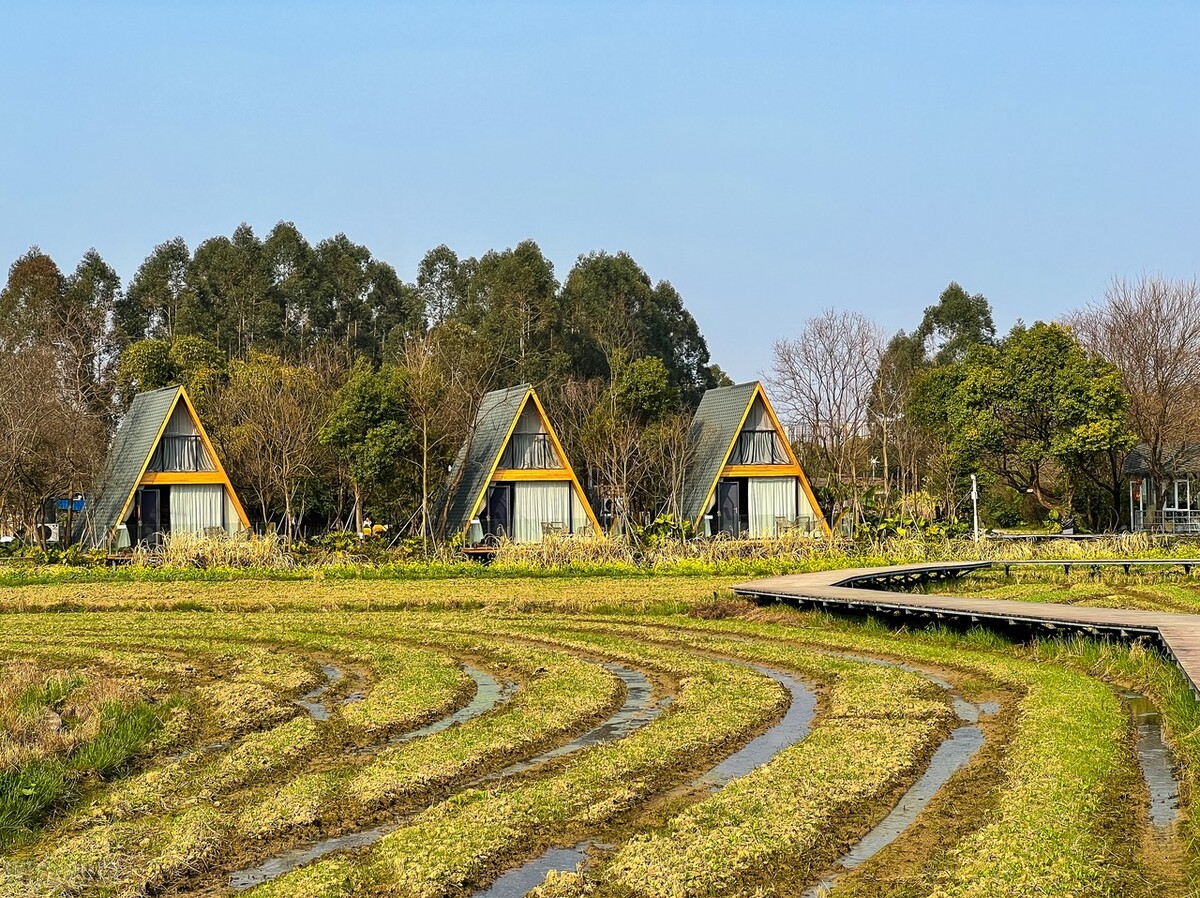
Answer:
[
  {"left": 560, "top": 251, "right": 715, "bottom": 407},
  {"left": 118, "top": 237, "right": 193, "bottom": 344}
]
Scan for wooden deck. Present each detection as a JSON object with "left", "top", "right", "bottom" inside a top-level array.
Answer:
[{"left": 733, "top": 563, "right": 1200, "bottom": 695}]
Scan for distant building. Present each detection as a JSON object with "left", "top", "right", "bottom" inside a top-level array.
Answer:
[
  {"left": 76, "top": 385, "right": 250, "bottom": 550},
  {"left": 1125, "top": 443, "right": 1200, "bottom": 532},
  {"left": 681, "top": 382, "right": 829, "bottom": 538},
  {"left": 441, "top": 384, "right": 600, "bottom": 545}
]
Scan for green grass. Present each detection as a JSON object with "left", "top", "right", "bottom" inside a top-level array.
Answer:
[
  {"left": 0, "top": 699, "right": 167, "bottom": 847},
  {"left": 13, "top": 674, "right": 83, "bottom": 716},
  {"left": 5, "top": 531, "right": 1200, "bottom": 589},
  {"left": 0, "top": 759, "right": 70, "bottom": 847}
]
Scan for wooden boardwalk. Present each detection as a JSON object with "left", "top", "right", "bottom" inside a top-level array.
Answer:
[{"left": 733, "top": 563, "right": 1200, "bottom": 695}]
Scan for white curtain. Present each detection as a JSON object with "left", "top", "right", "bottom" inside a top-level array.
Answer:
[
  {"left": 513, "top": 482, "right": 570, "bottom": 542},
  {"left": 223, "top": 490, "right": 241, "bottom": 535},
  {"left": 170, "top": 485, "right": 225, "bottom": 534},
  {"left": 747, "top": 477, "right": 797, "bottom": 537},
  {"left": 571, "top": 489, "right": 589, "bottom": 534},
  {"left": 150, "top": 437, "right": 215, "bottom": 472}
]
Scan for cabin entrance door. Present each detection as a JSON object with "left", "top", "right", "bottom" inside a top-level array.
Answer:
[
  {"left": 483, "top": 484, "right": 513, "bottom": 541},
  {"left": 138, "top": 488, "right": 163, "bottom": 548},
  {"left": 716, "top": 480, "right": 742, "bottom": 536}
]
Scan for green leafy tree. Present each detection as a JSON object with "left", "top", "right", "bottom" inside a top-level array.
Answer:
[
  {"left": 943, "top": 322, "right": 1132, "bottom": 524},
  {"left": 115, "top": 336, "right": 226, "bottom": 406},
  {"left": 187, "top": 224, "right": 277, "bottom": 355},
  {"left": 613, "top": 356, "right": 679, "bottom": 426},
  {"left": 466, "top": 240, "right": 566, "bottom": 387},
  {"left": 0, "top": 248, "right": 65, "bottom": 350},
  {"left": 319, "top": 362, "right": 413, "bottom": 530},
  {"left": 312, "top": 235, "right": 420, "bottom": 360},
  {"left": 912, "top": 281, "right": 996, "bottom": 365},
  {"left": 580, "top": 355, "right": 686, "bottom": 527},
  {"left": 561, "top": 251, "right": 715, "bottom": 406},
  {"left": 417, "top": 244, "right": 471, "bottom": 328},
  {"left": 62, "top": 250, "right": 122, "bottom": 412},
  {"left": 115, "top": 340, "right": 174, "bottom": 401},
  {"left": 264, "top": 222, "right": 317, "bottom": 356}
]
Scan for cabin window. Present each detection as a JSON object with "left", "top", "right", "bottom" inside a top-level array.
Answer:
[
  {"left": 729, "top": 396, "right": 789, "bottom": 464},
  {"left": 730, "top": 430, "right": 789, "bottom": 465},
  {"left": 149, "top": 405, "right": 217, "bottom": 472},
  {"left": 513, "top": 482, "right": 571, "bottom": 542},
  {"left": 501, "top": 433, "right": 561, "bottom": 469},
  {"left": 747, "top": 476, "right": 798, "bottom": 537},
  {"left": 1165, "top": 479, "right": 1194, "bottom": 511},
  {"left": 500, "top": 402, "right": 564, "bottom": 469},
  {"left": 170, "top": 484, "right": 225, "bottom": 534},
  {"left": 149, "top": 436, "right": 216, "bottom": 472}
]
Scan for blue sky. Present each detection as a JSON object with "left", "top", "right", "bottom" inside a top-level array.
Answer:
[{"left": 2, "top": 2, "right": 1198, "bottom": 379}]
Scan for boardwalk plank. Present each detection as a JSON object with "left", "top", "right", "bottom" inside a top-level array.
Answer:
[{"left": 734, "top": 563, "right": 1200, "bottom": 694}]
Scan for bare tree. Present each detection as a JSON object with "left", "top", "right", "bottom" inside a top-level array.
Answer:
[
  {"left": 398, "top": 330, "right": 495, "bottom": 553},
  {"left": 642, "top": 413, "right": 696, "bottom": 519},
  {"left": 0, "top": 342, "right": 107, "bottom": 545},
  {"left": 213, "top": 355, "right": 332, "bottom": 542},
  {"left": 1070, "top": 276, "right": 1200, "bottom": 525},
  {"left": 770, "top": 309, "right": 885, "bottom": 524}
]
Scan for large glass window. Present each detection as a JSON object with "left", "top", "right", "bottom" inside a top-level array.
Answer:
[
  {"left": 729, "top": 397, "right": 790, "bottom": 464},
  {"left": 1165, "top": 479, "right": 1193, "bottom": 510}
]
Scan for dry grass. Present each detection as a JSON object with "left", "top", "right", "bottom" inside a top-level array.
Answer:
[{"left": 130, "top": 532, "right": 294, "bottom": 569}]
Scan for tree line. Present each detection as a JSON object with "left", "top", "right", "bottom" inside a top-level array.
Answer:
[
  {"left": 0, "top": 224, "right": 727, "bottom": 543},
  {"left": 3, "top": 218, "right": 1193, "bottom": 543},
  {"left": 771, "top": 277, "right": 1200, "bottom": 533}
]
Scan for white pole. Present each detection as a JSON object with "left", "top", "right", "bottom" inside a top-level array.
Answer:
[{"left": 971, "top": 474, "right": 979, "bottom": 544}]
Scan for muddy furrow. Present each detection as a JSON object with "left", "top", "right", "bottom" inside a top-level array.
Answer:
[
  {"left": 474, "top": 664, "right": 817, "bottom": 898},
  {"left": 1122, "top": 690, "right": 1181, "bottom": 831},
  {"left": 228, "top": 660, "right": 654, "bottom": 890}
]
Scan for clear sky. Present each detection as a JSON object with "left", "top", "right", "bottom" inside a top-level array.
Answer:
[{"left": 3, "top": 2, "right": 1198, "bottom": 380}]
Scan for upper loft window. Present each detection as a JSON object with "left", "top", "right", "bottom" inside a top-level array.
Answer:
[
  {"left": 729, "top": 395, "right": 791, "bottom": 465},
  {"left": 147, "top": 404, "right": 216, "bottom": 472},
  {"left": 499, "top": 401, "right": 563, "bottom": 469},
  {"left": 501, "top": 432, "right": 562, "bottom": 469},
  {"left": 730, "top": 430, "right": 790, "bottom": 465},
  {"left": 149, "top": 435, "right": 216, "bottom": 472}
]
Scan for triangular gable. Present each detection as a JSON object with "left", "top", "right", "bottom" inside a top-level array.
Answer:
[
  {"left": 682, "top": 382, "right": 829, "bottom": 536},
  {"left": 442, "top": 384, "right": 600, "bottom": 537},
  {"left": 81, "top": 385, "right": 249, "bottom": 548}
]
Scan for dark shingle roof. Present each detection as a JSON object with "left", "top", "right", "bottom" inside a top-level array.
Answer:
[
  {"left": 77, "top": 386, "right": 181, "bottom": 548},
  {"left": 1123, "top": 443, "right": 1200, "bottom": 477},
  {"left": 681, "top": 382, "right": 760, "bottom": 523},
  {"left": 441, "top": 384, "right": 531, "bottom": 537}
]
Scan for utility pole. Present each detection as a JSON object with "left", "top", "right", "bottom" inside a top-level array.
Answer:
[{"left": 970, "top": 474, "right": 979, "bottom": 544}]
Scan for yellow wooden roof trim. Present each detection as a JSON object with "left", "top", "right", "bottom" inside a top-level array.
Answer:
[
  {"left": 175, "top": 386, "right": 251, "bottom": 529},
  {"left": 756, "top": 385, "right": 831, "bottom": 537},
  {"left": 693, "top": 383, "right": 831, "bottom": 537},
  {"left": 465, "top": 387, "right": 602, "bottom": 534},
  {"left": 529, "top": 388, "right": 603, "bottom": 533},
  {"left": 110, "top": 386, "right": 251, "bottom": 539}
]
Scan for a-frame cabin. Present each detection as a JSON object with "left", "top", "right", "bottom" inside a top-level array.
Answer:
[
  {"left": 78, "top": 385, "right": 250, "bottom": 550},
  {"left": 682, "top": 381, "right": 829, "bottom": 538},
  {"left": 442, "top": 384, "right": 600, "bottom": 545}
]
